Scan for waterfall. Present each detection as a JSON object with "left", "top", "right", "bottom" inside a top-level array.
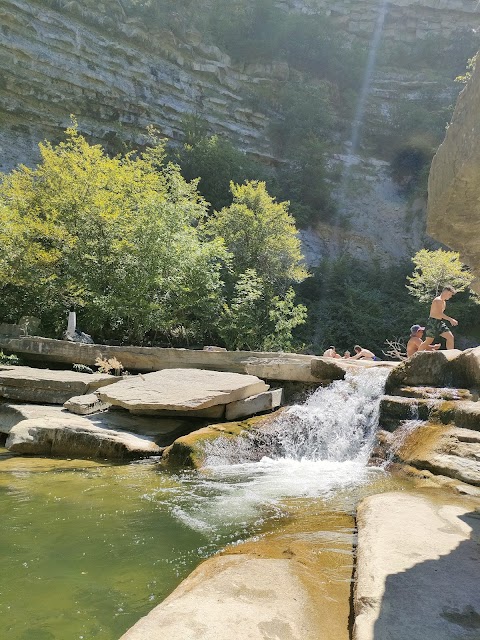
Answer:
[
  {"left": 203, "top": 367, "right": 389, "bottom": 467},
  {"left": 171, "top": 368, "right": 390, "bottom": 533}
]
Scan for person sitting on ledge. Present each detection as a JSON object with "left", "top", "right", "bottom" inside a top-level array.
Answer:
[
  {"left": 351, "top": 345, "right": 376, "bottom": 360},
  {"left": 343, "top": 350, "right": 351, "bottom": 359},
  {"left": 323, "top": 345, "right": 341, "bottom": 359},
  {"left": 407, "top": 324, "right": 440, "bottom": 357}
]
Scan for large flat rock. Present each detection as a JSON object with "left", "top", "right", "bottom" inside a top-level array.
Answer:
[
  {"left": 120, "top": 554, "right": 313, "bottom": 640},
  {"left": 0, "top": 336, "right": 398, "bottom": 382},
  {"left": 97, "top": 369, "right": 269, "bottom": 414},
  {"left": 0, "top": 365, "right": 118, "bottom": 404},
  {"left": 5, "top": 416, "right": 161, "bottom": 459},
  {"left": 354, "top": 492, "right": 480, "bottom": 640},
  {"left": 0, "top": 403, "right": 201, "bottom": 448}
]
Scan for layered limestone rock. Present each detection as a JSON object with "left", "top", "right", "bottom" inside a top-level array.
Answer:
[
  {"left": 385, "top": 349, "right": 462, "bottom": 390},
  {"left": 0, "top": 402, "right": 198, "bottom": 455},
  {"left": 97, "top": 369, "right": 270, "bottom": 416},
  {"left": 428, "top": 57, "right": 480, "bottom": 294},
  {"left": 0, "top": 365, "right": 118, "bottom": 404},
  {"left": 353, "top": 492, "right": 480, "bottom": 640},
  {"left": 5, "top": 415, "right": 162, "bottom": 458}
]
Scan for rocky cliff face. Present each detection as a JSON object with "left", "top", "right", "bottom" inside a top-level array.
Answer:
[
  {"left": 0, "top": 0, "right": 279, "bottom": 170},
  {"left": 428, "top": 60, "right": 480, "bottom": 293},
  {"left": 0, "top": 0, "right": 477, "bottom": 265}
]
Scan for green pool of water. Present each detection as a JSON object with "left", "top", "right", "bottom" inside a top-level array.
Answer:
[{"left": 0, "top": 449, "right": 269, "bottom": 640}]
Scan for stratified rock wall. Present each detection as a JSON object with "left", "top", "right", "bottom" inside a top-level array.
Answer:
[
  {"left": 428, "top": 58, "right": 480, "bottom": 293},
  {"left": 0, "top": 0, "right": 276, "bottom": 171},
  {"left": 285, "top": 0, "right": 479, "bottom": 42}
]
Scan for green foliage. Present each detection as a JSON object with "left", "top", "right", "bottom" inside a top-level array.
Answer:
[
  {"left": 205, "top": 181, "right": 308, "bottom": 350},
  {"left": 217, "top": 270, "right": 306, "bottom": 351},
  {"left": 455, "top": 53, "right": 478, "bottom": 84},
  {"left": 173, "top": 132, "right": 276, "bottom": 211},
  {"left": 0, "top": 351, "right": 21, "bottom": 366},
  {"left": 205, "top": 181, "right": 308, "bottom": 292},
  {"left": 296, "top": 258, "right": 425, "bottom": 356},
  {"left": 0, "top": 121, "right": 226, "bottom": 344},
  {"left": 406, "top": 249, "right": 476, "bottom": 303}
]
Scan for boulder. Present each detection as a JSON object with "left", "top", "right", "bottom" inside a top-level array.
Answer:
[
  {"left": 162, "top": 412, "right": 281, "bottom": 469},
  {"left": 5, "top": 416, "right": 161, "bottom": 459},
  {"left": 354, "top": 492, "right": 480, "bottom": 640},
  {"left": 97, "top": 369, "right": 269, "bottom": 415},
  {"left": 451, "top": 346, "right": 480, "bottom": 388},
  {"left": 63, "top": 393, "right": 111, "bottom": 415},
  {"left": 119, "top": 555, "right": 313, "bottom": 640},
  {"left": 385, "top": 350, "right": 461, "bottom": 391},
  {"left": 0, "top": 366, "right": 119, "bottom": 404},
  {"left": 392, "top": 422, "right": 480, "bottom": 487}
]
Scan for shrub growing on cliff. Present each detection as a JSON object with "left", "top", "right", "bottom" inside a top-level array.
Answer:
[{"left": 406, "top": 249, "right": 475, "bottom": 302}]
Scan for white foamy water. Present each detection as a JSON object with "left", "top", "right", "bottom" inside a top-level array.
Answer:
[{"left": 169, "top": 369, "right": 390, "bottom": 533}]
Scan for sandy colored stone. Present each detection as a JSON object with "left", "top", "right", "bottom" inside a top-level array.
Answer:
[
  {"left": 119, "top": 554, "right": 314, "bottom": 640},
  {"left": 0, "top": 403, "right": 203, "bottom": 448},
  {"left": 5, "top": 416, "right": 161, "bottom": 459},
  {"left": 97, "top": 369, "right": 269, "bottom": 414},
  {"left": 428, "top": 56, "right": 480, "bottom": 294},
  {"left": 393, "top": 422, "right": 480, "bottom": 487},
  {"left": 385, "top": 349, "right": 462, "bottom": 390},
  {"left": 354, "top": 492, "right": 480, "bottom": 640},
  {"left": 63, "top": 393, "right": 111, "bottom": 415},
  {"left": 0, "top": 365, "right": 118, "bottom": 404},
  {"left": 225, "top": 388, "right": 283, "bottom": 420},
  {"left": 451, "top": 346, "right": 480, "bottom": 387}
]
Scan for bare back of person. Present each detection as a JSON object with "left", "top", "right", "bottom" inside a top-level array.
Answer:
[{"left": 422, "top": 287, "right": 457, "bottom": 350}]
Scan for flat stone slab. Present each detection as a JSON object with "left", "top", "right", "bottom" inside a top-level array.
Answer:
[
  {"left": 0, "top": 403, "right": 202, "bottom": 448},
  {"left": 0, "top": 366, "right": 118, "bottom": 404},
  {"left": 386, "top": 350, "right": 462, "bottom": 391},
  {"left": 354, "top": 492, "right": 480, "bottom": 640},
  {"left": 97, "top": 369, "right": 269, "bottom": 414},
  {"left": 120, "top": 555, "right": 313, "bottom": 640},
  {"left": 5, "top": 416, "right": 161, "bottom": 459}
]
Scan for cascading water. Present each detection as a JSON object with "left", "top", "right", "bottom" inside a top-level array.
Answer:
[{"left": 171, "top": 368, "right": 391, "bottom": 533}]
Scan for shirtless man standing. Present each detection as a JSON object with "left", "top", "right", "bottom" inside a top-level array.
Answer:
[{"left": 422, "top": 286, "right": 458, "bottom": 350}]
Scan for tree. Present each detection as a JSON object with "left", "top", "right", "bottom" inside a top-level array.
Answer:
[
  {"left": 0, "top": 121, "right": 226, "bottom": 344},
  {"left": 205, "top": 180, "right": 308, "bottom": 293},
  {"left": 406, "top": 249, "right": 475, "bottom": 303},
  {"left": 204, "top": 181, "right": 308, "bottom": 350}
]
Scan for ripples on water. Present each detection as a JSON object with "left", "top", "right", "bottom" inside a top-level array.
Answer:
[{"left": 0, "top": 368, "right": 397, "bottom": 639}]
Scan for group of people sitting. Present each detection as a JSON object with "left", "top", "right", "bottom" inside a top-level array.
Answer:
[
  {"left": 323, "top": 285, "right": 459, "bottom": 362},
  {"left": 323, "top": 345, "right": 377, "bottom": 360}
]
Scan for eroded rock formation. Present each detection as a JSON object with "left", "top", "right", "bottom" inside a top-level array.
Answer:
[{"left": 428, "top": 55, "right": 480, "bottom": 293}]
